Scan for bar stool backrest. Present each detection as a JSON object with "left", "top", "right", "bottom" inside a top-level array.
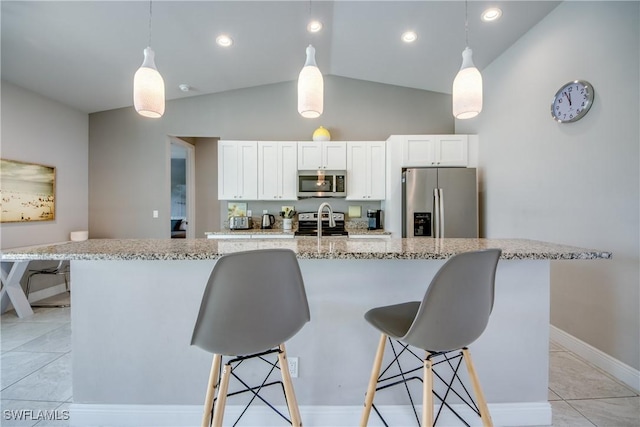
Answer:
[
  {"left": 191, "top": 249, "right": 310, "bottom": 356},
  {"left": 402, "top": 249, "right": 502, "bottom": 352}
]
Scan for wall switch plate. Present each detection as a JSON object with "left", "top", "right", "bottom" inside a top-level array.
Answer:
[
  {"left": 152, "top": 210, "right": 159, "bottom": 218},
  {"left": 288, "top": 357, "right": 298, "bottom": 378}
]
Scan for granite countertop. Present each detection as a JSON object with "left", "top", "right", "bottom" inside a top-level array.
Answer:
[{"left": 0, "top": 238, "right": 612, "bottom": 261}]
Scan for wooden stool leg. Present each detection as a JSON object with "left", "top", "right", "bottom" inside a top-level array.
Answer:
[
  {"left": 211, "top": 363, "right": 231, "bottom": 427},
  {"left": 201, "top": 354, "right": 222, "bottom": 427},
  {"left": 462, "top": 348, "right": 493, "bottom": 427},
  {"left": 422, "top": 352, "right": 434, "bottom": 427},
  {"left": 360, "top": 333, "right": 387, "bottom": 426},
  {"left": 278, "top": 344, "right": 302, "bottom": 426}
]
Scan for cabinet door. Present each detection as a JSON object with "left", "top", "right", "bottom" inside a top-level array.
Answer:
[
  {"left": 278, "top": 142, "right": 298, "bottom": 200},
  {"left": 368, "top": 141, "right": 386, "bottom": 200},
  {"left": 402, "top": 136, "right": 437, "bottom": 167},
  {"left": 218, "top": 141, "right": 240, "bottom": 200},
  {"left": 436, "top": 135, "right": 468, "bottom": 166},
  {"left": 236, "top": 141, "right": 258, "bottom": 200},
  {"left": 297, "top": 142, "right": 323, "bottom": 170},
  {"left": 323, "top": 141, "right": 347, "bottom": 170},
  {"left": 218, "top": 140, "right": 257, "bottom": 200},
  {"left": 257, "top": 141, "right": 279, "bottom": 200},
  {"left": 346, "top": 142, "right": 368, "bottom": 200}
]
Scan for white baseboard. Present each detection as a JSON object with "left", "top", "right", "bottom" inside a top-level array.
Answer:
[
  {"left": 550, "top": 325, "right": 640, "bottom": 392},
  {"left": 69, "top": 402, "right": 551, "bottom": 427}
]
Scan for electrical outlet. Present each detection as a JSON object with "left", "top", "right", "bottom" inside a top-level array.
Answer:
[{"left": 288, "top": 357, "right": 298, "bottom": 378}]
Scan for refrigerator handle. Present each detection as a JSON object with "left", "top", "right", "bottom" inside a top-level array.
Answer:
[
  {"left": 433, "top": 188, "right": 440, "bottom": 238},
  {"left": 439, "top": 188, "right": 445, "bottom": 238}
]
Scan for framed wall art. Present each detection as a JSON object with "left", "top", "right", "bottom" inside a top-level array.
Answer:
[{"left": 0, "top": 159, "right": 56, "bottom": 223}]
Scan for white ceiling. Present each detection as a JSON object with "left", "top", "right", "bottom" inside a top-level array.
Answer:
[{"left": 1, "top": 1, "right": 560, "bottom": 114}]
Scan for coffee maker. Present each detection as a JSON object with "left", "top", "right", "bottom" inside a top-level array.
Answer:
[{"left": 367, "top": 209, "right": 383, "bottom": 230}]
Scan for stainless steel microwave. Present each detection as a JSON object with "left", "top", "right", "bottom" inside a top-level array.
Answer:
[{"left": 297, "top": 170, "right": 347, "bottom": 198}]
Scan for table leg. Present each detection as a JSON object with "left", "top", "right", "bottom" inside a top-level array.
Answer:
[{"left": 1, "top": 261, "right": 34, "bottom": 318}]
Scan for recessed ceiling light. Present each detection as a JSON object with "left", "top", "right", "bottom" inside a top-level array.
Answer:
[
  {"left": 401, "top": 31, "right": 418, "bottom": 43},
  {"left": 216, "top": 34, "right": 233, "bottom": 47},
  {"left": 307, "top": 20, "right": 323, "bottom": 33},
  {"left": 481, "top": 8, "right": 502, "bottom": 22}
]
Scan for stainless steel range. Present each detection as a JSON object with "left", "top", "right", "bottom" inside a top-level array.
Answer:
[{"left": 294, "top": 212, "right": 349, "bottom": 236}]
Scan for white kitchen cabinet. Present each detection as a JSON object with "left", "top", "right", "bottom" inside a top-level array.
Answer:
[
  {"left": 297, "top": 141, "right": 347, "bottom": 170},
  {"left": 402, "top": 135, "right": 468, "bottom": 167},
  {"left": 346, "top": 141, "right": 386, "bottom": 200},
  {"left": 257, "top": 141, "right": 298, "bottom": 200},
  {"left": 218, "top": 140, "right": 258, "bottom": 200}
]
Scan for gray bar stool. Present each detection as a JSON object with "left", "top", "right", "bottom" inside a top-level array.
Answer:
[
  {"left": 191, "top": 249, "right": 310, "bottom": 427},
  {"left": 360, "top": 249, "right": 502, "bottom": 427}
]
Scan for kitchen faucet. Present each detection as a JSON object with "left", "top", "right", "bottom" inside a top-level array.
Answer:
[{"left": 317, "top": 202, "right": 336, "bottom": 238}]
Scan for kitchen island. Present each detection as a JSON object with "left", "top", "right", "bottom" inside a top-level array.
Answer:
[{"left": 2, "top": 238, "right": 611, "bottom": 427}]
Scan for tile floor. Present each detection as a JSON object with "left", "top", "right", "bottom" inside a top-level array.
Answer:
[{"left": 1, "top": 301, "right": 639, "bottom": 427}]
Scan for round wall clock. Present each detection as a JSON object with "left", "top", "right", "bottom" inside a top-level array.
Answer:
[{"left": 551, "top": 80, "right": 594, "bottom": 123}]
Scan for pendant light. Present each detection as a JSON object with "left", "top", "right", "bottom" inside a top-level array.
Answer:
[
  {"left": 297, "top": 44, "right": 323, "bottom": 118},
  {"left": 133, "top": 1, "right": 165, "bottom": 118},
  {"left": 452, "top": 0, "right": 482, "bottom": 119}
]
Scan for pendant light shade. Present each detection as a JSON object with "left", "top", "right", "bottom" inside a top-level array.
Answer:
[
  {"left": 134, "top": 47, "right": 165, "bottom": 118},
  {"left": 297, "top": 44, "right": 323, "bottom": 118},
  {"left": 452, "top": 47, "right": 482, "bottom": 119}
]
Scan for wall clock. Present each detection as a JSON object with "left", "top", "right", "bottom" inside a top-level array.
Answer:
[{"left": 551, "top": 80, "right": 594, "bottom": 123}]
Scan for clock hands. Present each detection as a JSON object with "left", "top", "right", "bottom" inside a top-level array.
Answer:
[{"left": 563, "top": 91, "right": 572, "bottom": 106}]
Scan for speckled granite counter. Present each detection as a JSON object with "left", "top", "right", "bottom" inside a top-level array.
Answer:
[{"left": 0, "top": 238, "right": 611, "bottom": 261}]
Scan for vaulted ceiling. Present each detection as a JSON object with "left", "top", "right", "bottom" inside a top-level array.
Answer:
[{"left": 1, "top": 1, "right": 560, "bottom": 114}]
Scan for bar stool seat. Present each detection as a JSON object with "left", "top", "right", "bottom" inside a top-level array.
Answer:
[
  {"left": 361, "top": 249, "right": 502, "bottom": 427},
  {"left": 191, "top": 249, "right": 310, "bottom": 427}
]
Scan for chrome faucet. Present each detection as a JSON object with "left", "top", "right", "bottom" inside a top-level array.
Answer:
[{"left": 317, "top": 202, "right": 335, "bottom": 238}]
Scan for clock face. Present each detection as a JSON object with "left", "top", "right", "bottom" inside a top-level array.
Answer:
[{"left": 551, "top": 80, "right": 594, "bottom": 123}]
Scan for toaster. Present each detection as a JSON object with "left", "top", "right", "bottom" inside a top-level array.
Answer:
[{"left": 229, "top": 216, "right": 252, "bottom": 230}]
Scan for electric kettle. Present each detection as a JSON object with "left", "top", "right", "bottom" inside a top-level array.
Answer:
[{"left": 261, "top": 214, "right": 275, "bottom": 229}]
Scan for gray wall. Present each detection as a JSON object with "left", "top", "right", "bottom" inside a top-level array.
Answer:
[
  {"left": 88, "top": 75, "right": 453, "bottom": 238},
  {"left": 1, "top": 82, "right": 88, "bottom": 248},
  {"left": 456, "top": 2, "right": 639, "bottom": 370}
]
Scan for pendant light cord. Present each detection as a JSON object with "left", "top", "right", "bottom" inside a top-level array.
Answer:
[
  {"left": 148, "top": 0, "right": 153, "bottom": 47},
  {"left": 464, "top": 0, "right": 469, "bottom": 47}
]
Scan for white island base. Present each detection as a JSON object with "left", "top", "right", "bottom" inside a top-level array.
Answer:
[{"left": 69, "top": 258, "right": 551, "bottom": 427}]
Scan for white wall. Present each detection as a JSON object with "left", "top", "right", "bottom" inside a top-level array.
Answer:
[
  {"left": 456, "top": 2, "right": 639, "bottom": 370},
  {"left": 1, "top": 81, "right": 88, "bottom": 249}
]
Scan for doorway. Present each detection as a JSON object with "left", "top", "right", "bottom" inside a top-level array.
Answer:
[{"left": 170, "top": 138, "right": 195, "bottom": 238}]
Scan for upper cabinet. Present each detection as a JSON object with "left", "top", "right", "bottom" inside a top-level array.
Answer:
[
  {"left": 218, "top": 140, "right": 258, "bottom": 200},
  {"left": 346, "top": 141, "right": 386, "bottom": 200},
  {"left": 297, "top": 141, "right": 347, "bottom": 170},
  {"left": 402, "top": 135, "right": 468, "bottom": 167},
  {"left": 257, "top": 141, "right": 298, "bottom": 200}
]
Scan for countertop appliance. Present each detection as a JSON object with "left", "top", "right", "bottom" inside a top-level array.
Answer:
[
  {"left": 229, "top": 216, "right": 252, "bottom": 230},
  {"left": 367, "top": 209, "right": 383, "bottom": 230},
  {"left": 297, "top": 170, "right": 346, "bottom": 198},
  {"left": 261, "top": 213, "right": 275, "bottom": 229},
  {"left": 402, "top": 168, "right": 478, "bottom": 238},
  {"left": 294, "top": 212, "right": 348, "bottom": 236}
]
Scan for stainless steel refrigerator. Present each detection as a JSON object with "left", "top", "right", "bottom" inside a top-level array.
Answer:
[{"left": 402, "top": 168, "right": 478, "bottom": 238}]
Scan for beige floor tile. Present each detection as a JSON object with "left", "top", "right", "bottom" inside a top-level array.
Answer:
[
  {"left": 568, "top": 397, "right": 640, "bottom": 427},
  {"left": 549, "top": 389, "right": 562, "bottom": 401},
  {"left": 1, "top": 352, "right": 63, "bottom": 389},
  {"left": 550, "top": 400, "right": 596, "bottom": 426},
  {"left": 549, "top": 341, "right": 565, "bottom": 352},
  {"left": 549, "top": 352, "right": 637, "bottom": 400},
  {"left": 1, "top": 354, "right": 72, "bottom": 402}
]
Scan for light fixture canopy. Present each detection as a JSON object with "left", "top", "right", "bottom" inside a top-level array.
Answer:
[
  {"left": 133, "top": 46, "right": 165, "bottom": 118},
  {"left": 216, "top": 34, "right": 233, "bottom": 47},
  {"left": 481, "top": 8, "right": 502, "bottom": 22},
  {"left": 297, "top": 44, "right": 324, "bottom": 118},
  {"left": 401, "top": 31, "right": 418, "bottom": 43},
  {"left": 307, "top": 20, "right": 323, "bottom": 33}
]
